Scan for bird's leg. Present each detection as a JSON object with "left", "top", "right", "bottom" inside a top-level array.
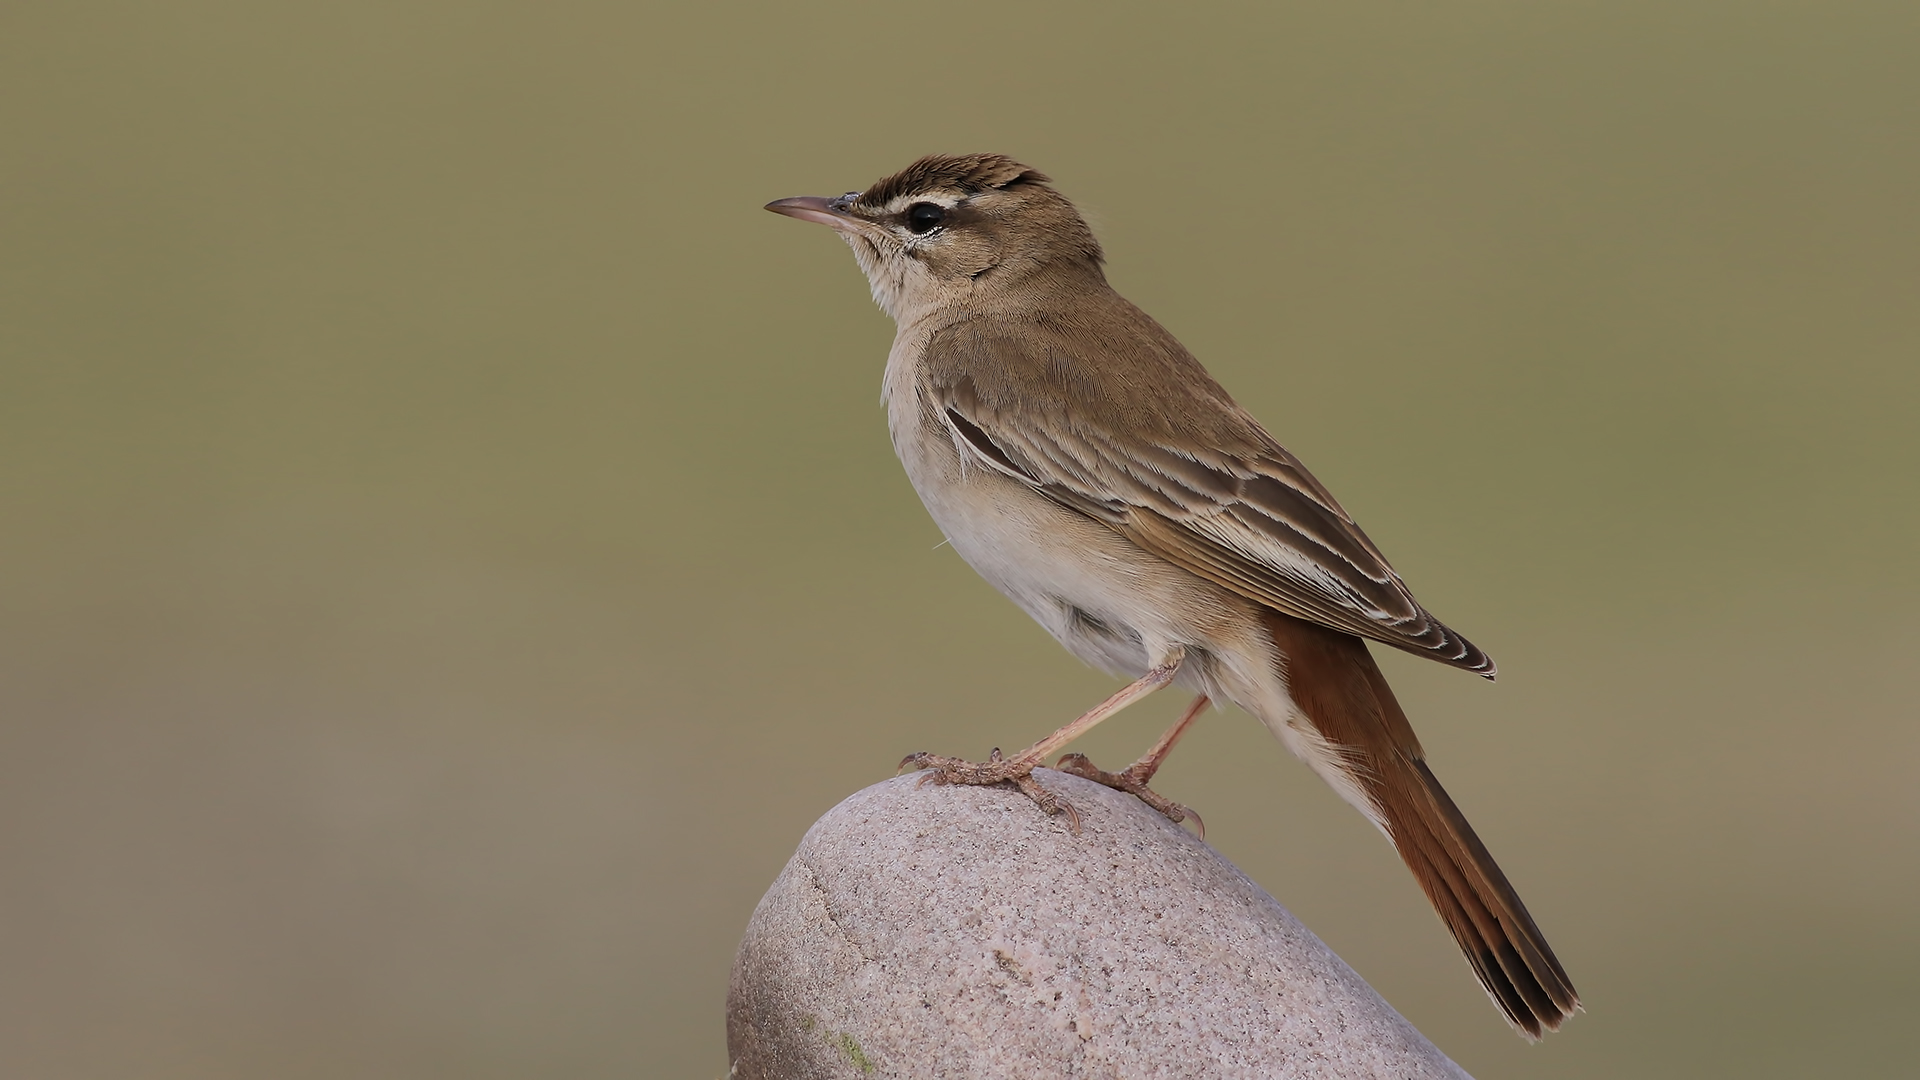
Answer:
[
  {"left": 1056, "top": 694, "right": 1209, "bottom": 838},
  {"left": 900, "top": 649, "right": 1184, "bottom": 833}
]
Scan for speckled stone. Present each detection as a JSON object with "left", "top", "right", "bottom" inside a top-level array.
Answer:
[{"left": 727, "top": 769, "right": 1471, "bottom": 1079}]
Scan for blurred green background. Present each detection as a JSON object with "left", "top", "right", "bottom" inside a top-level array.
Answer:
[{"left": 4, "top": 2, "right": 1916, "bottom": 1077}]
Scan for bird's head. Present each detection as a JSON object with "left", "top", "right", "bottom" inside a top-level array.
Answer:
[{"left": 766, "top": 153, "right": 1105, "bottom": 321}]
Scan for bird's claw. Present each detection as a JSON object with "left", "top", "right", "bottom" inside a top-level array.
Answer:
[
  {"left": 1055, "top": 752, "right": 1204, "bottom": 840},
  {"left": 895, "top": 750, "right": 1079, "bottom": 833}
]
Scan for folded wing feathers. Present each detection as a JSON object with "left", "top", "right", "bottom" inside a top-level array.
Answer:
[{"left": 929, "top": 329, "right": 1494, "bottom": 676}]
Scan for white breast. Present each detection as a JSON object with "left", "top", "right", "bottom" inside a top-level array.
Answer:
[{"left": 880, "top": 331, "right": 1271, "bottom": 696}]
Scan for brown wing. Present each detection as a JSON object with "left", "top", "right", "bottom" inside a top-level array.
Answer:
[{"left": 923, "top": 310, "right": 1494, "bottom": 676}]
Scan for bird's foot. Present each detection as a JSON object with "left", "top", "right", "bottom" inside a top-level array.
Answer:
[
  {"left": 898, "top": 747, "right": 1080, "bottom": 833},
  {"left": 1054, "top": 753, "right": 1204, "bottom": 840}
]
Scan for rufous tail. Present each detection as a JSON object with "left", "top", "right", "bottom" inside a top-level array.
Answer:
[{"left": 1265, "top": 612, "right": 1579, "bottom": 1038}]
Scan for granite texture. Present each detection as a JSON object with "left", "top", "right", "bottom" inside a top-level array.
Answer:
[{"left": 727, "top": 768, "right": 1471, "bottom": 1079}]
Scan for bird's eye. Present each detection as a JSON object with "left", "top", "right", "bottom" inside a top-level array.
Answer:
[{"left": 905, "top": 202, "right": 947, "bottom": 234}]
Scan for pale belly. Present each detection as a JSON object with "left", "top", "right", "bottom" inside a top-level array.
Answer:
[{"left": 883, "top": 365, "right": 1289, "bottom": 720}]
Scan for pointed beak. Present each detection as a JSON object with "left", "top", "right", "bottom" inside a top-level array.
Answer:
[{"left": 765, "top": 195, "right": 855, "bottom": 229}]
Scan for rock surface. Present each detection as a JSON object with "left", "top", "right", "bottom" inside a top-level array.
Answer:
[{"left": 728, "top": 768, "right": 1471, "bottom": 1079}]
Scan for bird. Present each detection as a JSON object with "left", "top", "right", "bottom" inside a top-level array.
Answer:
[{"left": 765, "top": 153, "right": 1578, "bottom": 1038}]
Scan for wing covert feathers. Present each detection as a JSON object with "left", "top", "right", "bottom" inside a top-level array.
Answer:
[
  {"left": 924, "top": 311, "right": 1495, "bottom": 676},
  {"left": 1266, "top": 612, "right": 1579, "bottom": 1037}
]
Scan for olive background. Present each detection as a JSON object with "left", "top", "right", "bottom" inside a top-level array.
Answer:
[{"left": 4, "top": 3, "right": 1916, "bottom": 1077}]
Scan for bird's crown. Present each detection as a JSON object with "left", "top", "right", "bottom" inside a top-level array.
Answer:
[{"left": 854, "top": 154, "right": 1051, "bottom": 211}]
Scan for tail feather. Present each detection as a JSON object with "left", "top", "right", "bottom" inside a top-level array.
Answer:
[{"left": 1265, "top": 612, "right": 1579, "bottom": 1038}]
